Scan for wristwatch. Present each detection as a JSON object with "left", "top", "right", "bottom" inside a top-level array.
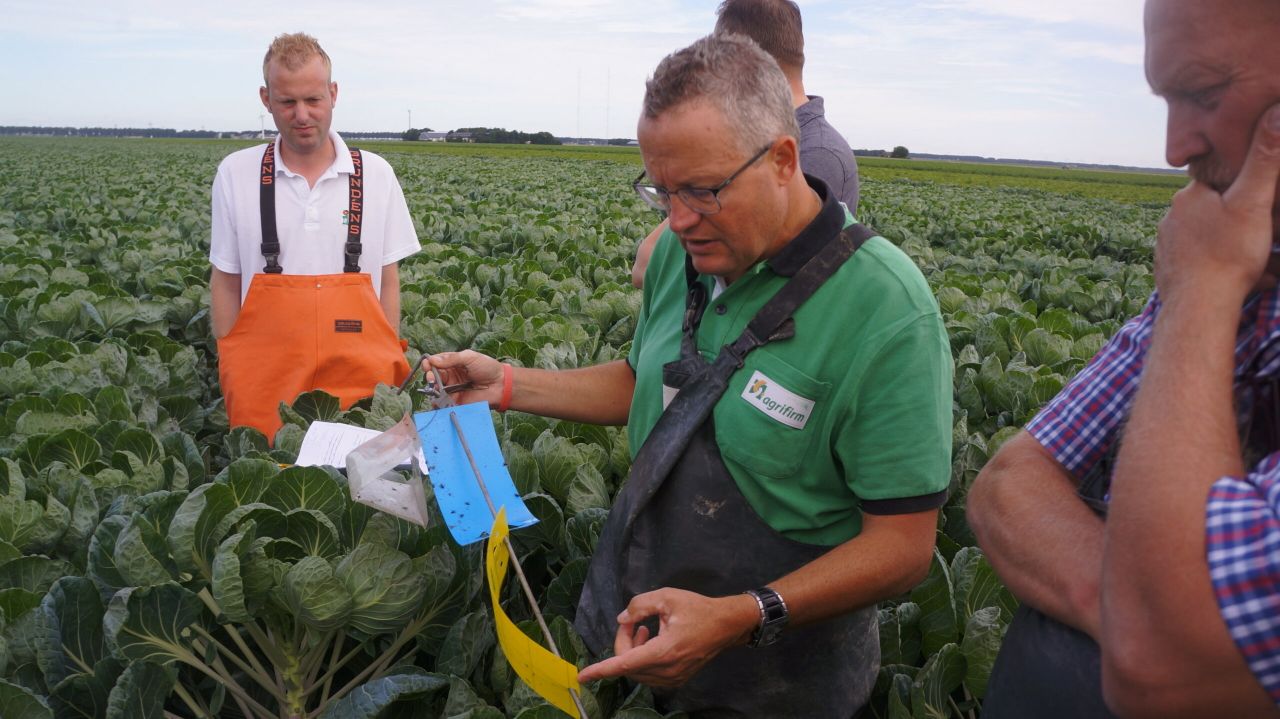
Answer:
[{"left": 744, "top": 587, "right": 788, "bottom": 648}]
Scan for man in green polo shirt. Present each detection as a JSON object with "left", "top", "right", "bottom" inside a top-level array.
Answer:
[
  {"left": 626, "top": 170, "right": 950, "bottom": 547},
  {"left": 425, "top": 33, "right": 951, "bottom": 717}
]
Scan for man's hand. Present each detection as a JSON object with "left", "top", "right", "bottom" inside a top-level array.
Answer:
[
  {"left": 422, "top": 355, "right": 633, "bottom": 423},
  {"left": 631, "top": 220, "right": 667, "bottom": 289},
  {"left": 422, "top": 350, "right": 505, "bottom": 407},
  {"left": 577, "top": 588, "right": 757, "bottom": 688},
  {"left": 1155, "top": 104, "right": 1280, "bottom": 303}
]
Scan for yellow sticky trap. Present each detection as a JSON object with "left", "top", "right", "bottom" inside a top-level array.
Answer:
[{"left": 487, "top": 509, "right": 583, "bottom": 718}]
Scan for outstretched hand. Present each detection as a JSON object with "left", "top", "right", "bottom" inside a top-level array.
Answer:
[
  {"left": 1155, "top": 104, "right": 1280, "bottom": 304},
  {"left": 420, "top": 350, "right": 505, "bottom": 408},
  {"left": 577, "top": 588, "right": 757, "bottom": 688}
]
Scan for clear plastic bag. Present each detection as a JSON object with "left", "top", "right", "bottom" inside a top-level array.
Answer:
[{"left": 345, "top": 413, "right": 430, "bottom": 527}]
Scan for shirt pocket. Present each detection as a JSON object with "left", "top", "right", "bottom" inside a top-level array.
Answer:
[{"left": 716, "top": 349, "right": 831, "bottom": 478}]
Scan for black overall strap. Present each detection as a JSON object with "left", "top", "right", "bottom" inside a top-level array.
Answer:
[
  {"left": 257, "top": 144, "right": 364, "bottom": 274},
  {"left": 259, "top": 143, "right": 282, "bottom": 273},
  {"left": 614, "top": 222, "right": 875, "bottom": 531},
  {"left": 344, "top": 149, "right": 363, "bottom": 273}
]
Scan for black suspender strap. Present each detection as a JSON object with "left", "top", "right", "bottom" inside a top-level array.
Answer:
[
  {"left": 256, "top": 144, "right": 364, "bottom": 274},
  {"left": 259, "top": 143, "right": 282, "bottom": 273},
  {"left": 724, "top": 224, "right": 874, "bottom": 364},
  {"left": 344, "top": 149, "right": 363, "bottom": 273}
]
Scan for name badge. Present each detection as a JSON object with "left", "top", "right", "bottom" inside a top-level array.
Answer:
[{"left": 741, "top": 370, "right": 814, "bottom": 429}]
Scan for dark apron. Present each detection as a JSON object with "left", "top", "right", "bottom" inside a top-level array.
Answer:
[
  {"left": 983, "top": 368, "right": 1280, "bottom": 719},
  {"left": 576, "top": 225, "right": 877, "bottom": 718}
]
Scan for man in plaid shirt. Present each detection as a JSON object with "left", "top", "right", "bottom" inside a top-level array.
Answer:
[{"left": 968, "top": 1, "right": 1280, "bottom": 717}]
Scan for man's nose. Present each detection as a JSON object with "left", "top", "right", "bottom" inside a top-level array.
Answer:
[
  {"left": 1165, "top": 103, "right": 1210, "bottom": 169},
  {"left": 667, "top": 194, "right": 703, "bottom": 234}
]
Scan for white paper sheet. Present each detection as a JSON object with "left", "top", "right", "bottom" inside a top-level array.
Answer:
[{"left": 295, "top": 421, "right": 427, "bottom": 469}]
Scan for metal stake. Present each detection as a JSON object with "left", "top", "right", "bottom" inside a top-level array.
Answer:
[{"left": 449, "top": 412, "right": 590, "bottom": 719}]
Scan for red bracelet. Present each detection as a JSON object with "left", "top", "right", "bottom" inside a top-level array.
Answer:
[{"left": 498, "top": 363, "right": 514, "bottom": 412}]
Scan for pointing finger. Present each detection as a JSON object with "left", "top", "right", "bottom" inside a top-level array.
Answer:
[
  {"left": 578, "top": 647, "right": 639, "bottom": 683},
  {"left": 578, "top": 634, "right": 669, "bottom": 684}
]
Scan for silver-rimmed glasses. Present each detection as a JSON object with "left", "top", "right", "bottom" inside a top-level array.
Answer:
[{"left": 632, "top": 144, "right": 772, "bottom": 216}]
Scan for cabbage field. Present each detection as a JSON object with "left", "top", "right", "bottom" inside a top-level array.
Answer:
[{"left": 0, "top": 137, "right": 1175, "bottom": 718}]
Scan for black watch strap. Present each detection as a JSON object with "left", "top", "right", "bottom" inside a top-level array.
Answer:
[{"left": 744, "top": 587, "right": 788, "bottom": 648}]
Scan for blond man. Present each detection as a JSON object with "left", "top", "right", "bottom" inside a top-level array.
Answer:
[{"left": 209, "top": 33, "right": 419, "bottom": 440}]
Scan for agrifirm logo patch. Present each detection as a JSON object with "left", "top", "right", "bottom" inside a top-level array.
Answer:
[{"left": 740, "top": 370, "right": 814, "bottom": 430}]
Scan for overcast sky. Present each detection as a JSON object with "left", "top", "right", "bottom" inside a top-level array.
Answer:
[{"left": 0, "top": 0, "right": 1169, "bottom": 168}]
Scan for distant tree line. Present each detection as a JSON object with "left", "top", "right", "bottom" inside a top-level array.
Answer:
[
  {"left": 0, "top": 126, "right": 221, "bottom": 138},
  {"left": 0, "top": 126, "right": 425, "bottom": 141},
  {"left": 852, "top": 146, "right": 910, "bottom": 159},
  {"left": 347, "top": 131, "right": 420, "bottom": 140},
  {"left": 3, "top": 125, "right": 572, "bottom": 146},
  {"left": 450, "top": 127, "right": 561, "bottom": 145},
  {"left": 401, "top": 127, "right": 435, "bottom": 141}
]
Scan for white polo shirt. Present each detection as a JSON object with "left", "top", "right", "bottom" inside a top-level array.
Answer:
[{"left": 209, "top": 130, "right": 420, "bottom": 303}]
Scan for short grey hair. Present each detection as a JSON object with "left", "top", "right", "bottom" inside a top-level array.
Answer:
[{"left": 641, "top": 33, "right": 799, "bottom": 155}]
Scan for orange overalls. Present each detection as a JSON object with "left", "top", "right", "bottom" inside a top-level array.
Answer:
[{"left": 217, "top": 144, "right": 410, "bottom": 441}]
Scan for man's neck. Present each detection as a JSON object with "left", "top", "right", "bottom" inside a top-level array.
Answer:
[
  {"left": 788, "top": 76, "right": 808, "bottom": 109},
  {"left": 728, "top": 182, "right": 822, "bottom": 286},
  {"left": 279, "top": 136, "right": 337, "bottom": 188},
  {"left": 784, "top": 182, "right": 823, "bottom": 240},
  {"left": 766, "top": 179, "right": 824, "bottom": 266}
]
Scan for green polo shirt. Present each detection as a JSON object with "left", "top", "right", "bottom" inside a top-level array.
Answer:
[{"left": 627, "top": 180, "right": 952, "bottom": 545}]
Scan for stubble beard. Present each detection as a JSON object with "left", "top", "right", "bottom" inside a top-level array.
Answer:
[{"left": 1188, "top": 156, "right": 1235, "bottom": 195}]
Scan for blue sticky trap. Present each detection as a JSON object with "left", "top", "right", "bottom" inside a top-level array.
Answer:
[{"left": 415, "top": 402, "right": 538, "bottom": 545}]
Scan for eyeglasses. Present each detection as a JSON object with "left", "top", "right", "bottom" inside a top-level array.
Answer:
[{"left": 632, "top": 144, "right": 772, "bottom": 216}]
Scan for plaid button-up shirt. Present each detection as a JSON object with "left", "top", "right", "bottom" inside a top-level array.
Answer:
[{"left": 1026, "top": 289, "right": 1280, "bottom": 706}]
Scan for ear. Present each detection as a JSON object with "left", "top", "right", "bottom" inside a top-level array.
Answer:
[
  {"left": 259, "top": 86, "right": 270, "bottom": 110},
  {"left": 330, "top": 81, "right": 339, "bottom": 107},
  {"left": 768, "top": 136, "right": 800, "bottom": 185}
]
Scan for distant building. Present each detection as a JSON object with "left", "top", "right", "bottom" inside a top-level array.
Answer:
[{"left": 418, "top": 132, "right": 450, "bottom": 141}]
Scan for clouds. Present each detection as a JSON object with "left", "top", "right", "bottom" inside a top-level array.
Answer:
[
  {"left": 925, "top": 0, "right": 1144, "bottom": 33},
  {"left": 0, "top": 0, "right": 1168, "bottom": 167},
  {"left": 795, "top": 0, "right": 1162, "bottom": 166}
]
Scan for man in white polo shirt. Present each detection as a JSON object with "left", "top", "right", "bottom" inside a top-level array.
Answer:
[{"left": 209, "top": 32, "right": 420, "bottom": 441}]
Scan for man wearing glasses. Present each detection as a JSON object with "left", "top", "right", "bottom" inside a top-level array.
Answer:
[
  {"left": 630, "top": 0, "right": 860, "bottom": 289},
  {"left": 425, "top": 33, "right": 950, "bottom": 717}
]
